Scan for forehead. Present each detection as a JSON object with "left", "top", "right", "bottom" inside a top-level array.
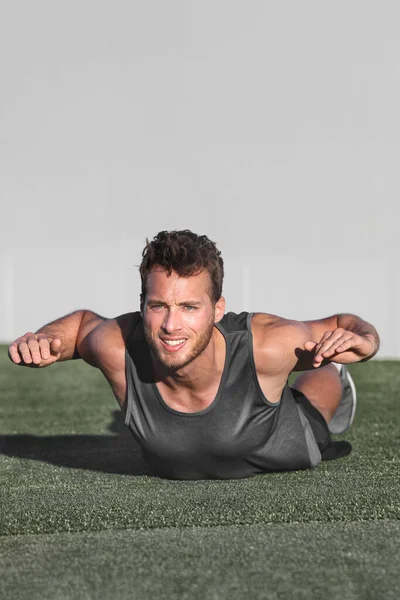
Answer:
[{"left": 146, "top": 267, "right": 212, "bottom": 299}]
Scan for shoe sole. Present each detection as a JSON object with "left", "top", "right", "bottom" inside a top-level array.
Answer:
[
  {"left": 345, "top": 368, "right": 357, "bottom": 429},
  {"left": 328, "top": 365, "right": 357, "bottom": 434}
]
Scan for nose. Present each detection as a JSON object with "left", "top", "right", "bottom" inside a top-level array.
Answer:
[{"left": 162, "top": 308, "right": 183, "bottom": 334}]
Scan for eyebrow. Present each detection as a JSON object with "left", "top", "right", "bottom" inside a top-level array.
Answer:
[{"left": 146, "top": 299, "right": 202, "bottom": 306}]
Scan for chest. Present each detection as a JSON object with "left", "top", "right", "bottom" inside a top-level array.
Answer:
[{"left": 154, "top": 381, "right": 221, "bottom": 414}]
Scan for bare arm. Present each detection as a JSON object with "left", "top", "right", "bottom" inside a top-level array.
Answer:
[
  {"left": 252, "top": 311, "right": 380, "bottom": 379},
  {"left": 298, "top": 312, "right": 380, "bottom": 370},
  {"left": 8, "top": 310, "right": 106, "bottom": 368}
]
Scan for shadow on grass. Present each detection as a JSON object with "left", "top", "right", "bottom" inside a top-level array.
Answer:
[{"left": 0, "top": 410, "right": 153, "bottom": 476}]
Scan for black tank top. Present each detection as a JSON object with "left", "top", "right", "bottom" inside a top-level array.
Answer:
[{"left": 124, "top": 311, "right": 322, "bottom": 480}]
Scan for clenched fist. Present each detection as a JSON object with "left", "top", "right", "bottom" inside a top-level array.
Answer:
[{"left": 8, "top": 333, "right": 62, "bottom": 367}]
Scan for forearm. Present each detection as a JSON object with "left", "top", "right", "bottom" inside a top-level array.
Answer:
[
  {"left": 336, "top": 313, "right": 380, "bottom": 360},
  {"left": 35, "top": 310, "right": 91, "bottom": 361},
  {"left": 9, "top": 309, "right": 107, "bottom": 368}
]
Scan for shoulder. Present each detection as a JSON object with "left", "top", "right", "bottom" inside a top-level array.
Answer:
[
  {"left": 250, "top": 312, "right": 307, "bottom": 340},
  {"left": 79, "top": 312, "right": 141, "bottom": 372}
]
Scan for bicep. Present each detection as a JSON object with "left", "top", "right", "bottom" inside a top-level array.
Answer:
[
  {"left": 76, "top": 312, "right": 132, "bottom": 375},
  {"left": 79, "top": 316, "right": 129, "bottom": 408},
  {"left": 75, "top": 312, "right": 108, "bottom": 367},
  {"left": 253, "top": 313, "right": 339, "bottom": 374}
]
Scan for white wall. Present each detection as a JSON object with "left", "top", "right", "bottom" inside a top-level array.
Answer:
[{"left": 1, "top": 1, "right": 398, "bottom": 356}]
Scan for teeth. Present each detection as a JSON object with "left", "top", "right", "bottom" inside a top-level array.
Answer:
[{"left": 164, "top": 339, "right": 186, "bottom": 346}]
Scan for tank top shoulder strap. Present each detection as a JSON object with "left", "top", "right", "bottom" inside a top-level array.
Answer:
[
  {"left": 125, "top": 311, "right": 143, "bottom": 351},
  {"left": 218, "top": 311, "right": 253, "bottom": 334}
]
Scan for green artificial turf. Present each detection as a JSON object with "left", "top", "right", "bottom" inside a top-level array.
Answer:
[
  {"left": 1, "top": 522, "right": 398, "bottom": 600},
  {"left": 0, "top": 348, "right": 399, "bottom": 599}
]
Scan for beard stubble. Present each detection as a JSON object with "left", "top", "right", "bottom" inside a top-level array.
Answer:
[{"left": 144, "top": 316, "right": 216, "bottom": 372}]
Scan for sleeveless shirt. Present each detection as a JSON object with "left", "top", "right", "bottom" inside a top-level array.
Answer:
[{"left": 124, "top": 311, "right": 322, "bottom": 480}]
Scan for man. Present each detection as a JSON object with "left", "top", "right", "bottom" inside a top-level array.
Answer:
[{"left": 8, "top": 230, "right": 380, "bottom": 480}]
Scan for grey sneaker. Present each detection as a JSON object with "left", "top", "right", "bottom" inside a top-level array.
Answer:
[{"left": 328, "top": 365, "right": 357, "bottom": 435}]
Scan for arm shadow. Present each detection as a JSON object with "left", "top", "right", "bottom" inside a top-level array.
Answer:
[{"left": 0, "top": 410, "right": 153, "bottom": 476}]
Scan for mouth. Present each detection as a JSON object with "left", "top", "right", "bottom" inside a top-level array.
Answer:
[{"left": 160, "top": 338, "right": 188, "bottom": 352}]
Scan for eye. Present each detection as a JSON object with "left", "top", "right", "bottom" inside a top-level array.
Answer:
[{"left": 184, "top": 305, "right": 197, "bottom": 311}]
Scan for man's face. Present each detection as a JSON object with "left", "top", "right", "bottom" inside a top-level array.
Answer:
[{"left": 142, "top": 267, "right": 225, "bottom": 372}]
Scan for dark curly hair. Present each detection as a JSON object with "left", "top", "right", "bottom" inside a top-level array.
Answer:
[{"left": 140, "top": 230, "right": 224, "bottom": 303}]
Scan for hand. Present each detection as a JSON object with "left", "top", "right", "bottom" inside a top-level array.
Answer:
[
  {"left": 8, "top": 332, "right": 62, "bottom": 367},
  {"left": 304, "top": 328, "right": 375, "bottom": 368}
]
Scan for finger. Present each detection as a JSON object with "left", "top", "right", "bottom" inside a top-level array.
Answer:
[
  {"left": 304, "top": 341, "right": 317, "bottom": 351},
  {"left": 330, "top": 337, "right": 356, "bottom": 354},
  {"left": 313, "top": 338, "right": 357, "bottom": 369},
  {"left": 36, "top": 335, "right": 61, "bottom": 360},
  {"left": 305, "top": 339, "right": 332, "bottom": 367},
  {"left": 37, "top": 336, "right": 51, "bottom": 360},
  {"left": 315, "top": 330, "right": 350, "bottom": 358},
  {"left": 319, "top": 334, "right": 355, "bottom": 357},
  {"left": 25, "top": 335, "right": 42, "bottom": 365},
  {"left": 313, "top": 332, "right": 342, "bottom": 366},
  {"left": 17, "top": 340, "right": 33, "bottom": 364},
  {"left": 8, "top": 343, "right": 22, "bottom": 364},
  {"left": 312, "top": 354, "right": 325, "bottom": 367},
  {"left": 314, "top": 331, "right": 334, "bottom": 356}
]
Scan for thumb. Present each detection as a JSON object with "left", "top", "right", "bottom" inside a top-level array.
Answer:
[
  {"left": 304, "top": 341, "right": 317, "bottom": 352},
  {"left": 50, "top": 338, "right": 62, "bottom": 354}
]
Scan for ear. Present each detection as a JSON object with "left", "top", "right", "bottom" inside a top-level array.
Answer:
[
  {"left": 214, "top": 296, "right": 226, "bottom": 323},
  {"left": 140, "top": 294, "right": 144, "bottom": 315}
]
